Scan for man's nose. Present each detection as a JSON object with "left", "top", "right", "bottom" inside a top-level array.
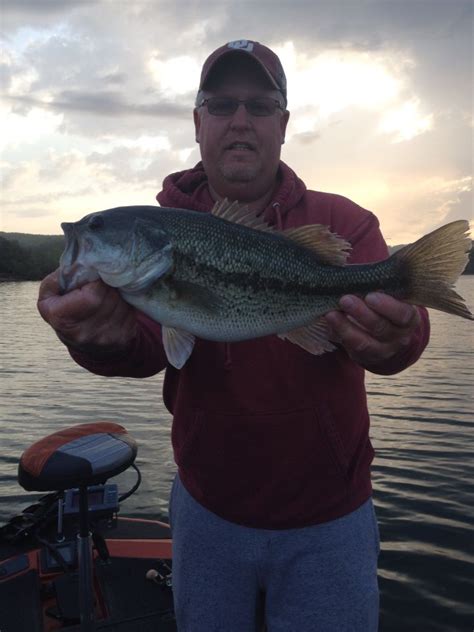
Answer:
[{"left": 229, "top": 103, "right": 252, "bottom": 128}]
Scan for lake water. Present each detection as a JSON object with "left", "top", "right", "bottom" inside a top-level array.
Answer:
[{"left": 0, "top": 279, "right": 473, "bottom": 631}]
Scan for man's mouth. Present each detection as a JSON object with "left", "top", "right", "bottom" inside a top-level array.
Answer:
[{"left": 226, "top": 142, "right": 255, "bottom": 151}]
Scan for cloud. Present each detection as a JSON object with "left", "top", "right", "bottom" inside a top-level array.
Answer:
[
  {"left": 0, "top": 138, "right": 201, "bottom": 233},
  {"left": 0, "top": 104, "right": 63, "bottom": 151},
  {"left": 148, "top": 53, "right": 202, "bottom": 97},
  {"left": 1, "top": 0, "right": 472, "bottom": 240},
  {"left": 293, "top": 130, "right": 322, "bottom": 145},
  {"left": 2, "top": 0, "right": 87, "bottom": 13},
  {"left": 378, "top": 98, "right": 434, "bottom": 143},
  {"left": 2, "top": 207, "right": 56, "bottom": 221},
  {"left": 101, "top": 71, "right": 127, "bottom": 86},
  {"left": 6, "top": 91, "right": 190, "bottom": 118},
  {"left": 375, "top": 174, "right": 473, "bottom": 244},
  {"left": 1, "top": 0, "right": 88, "bottom": 25},
  {"left": 278, "top": 43, "right": 405, "bottom": 111}
]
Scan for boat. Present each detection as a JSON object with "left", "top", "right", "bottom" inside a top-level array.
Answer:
[{"left": 0, "top": 421, "right": 177, "bottom": 631}]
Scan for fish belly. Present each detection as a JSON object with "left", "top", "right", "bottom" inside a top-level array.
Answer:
[{"left": 121, "top": 282, "right": 339, "bottom": 342}]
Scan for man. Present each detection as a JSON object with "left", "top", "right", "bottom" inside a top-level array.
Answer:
[{"left": 38, "top": 40, "right": 430, "bottom": 631}]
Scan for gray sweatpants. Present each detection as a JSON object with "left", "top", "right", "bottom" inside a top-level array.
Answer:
[{"left": 169, "top": 474, "right": 380, "bottom": 631}]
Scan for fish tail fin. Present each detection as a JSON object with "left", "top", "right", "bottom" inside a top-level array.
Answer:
[{"left": 392, "top": 220, "right": 473, "bottom": 320}]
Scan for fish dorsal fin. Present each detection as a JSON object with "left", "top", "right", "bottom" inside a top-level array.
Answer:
[
  {"left": 211, "top": 198, "right": 273, "bottom": 232},
  {"left": 282, "top": 225, "right": 351, "bottom": 266},
  {"left": 278, "top": 317, "right": 336, "bottom": 355}
]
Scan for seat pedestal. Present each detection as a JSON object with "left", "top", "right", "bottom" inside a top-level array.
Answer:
[{"left": 18, "top": 422, "right": 138, "bottom": 632}]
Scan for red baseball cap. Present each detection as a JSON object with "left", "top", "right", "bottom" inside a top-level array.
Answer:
[{"left": 198, "top": 39, "right": 287, "bottom": 103}]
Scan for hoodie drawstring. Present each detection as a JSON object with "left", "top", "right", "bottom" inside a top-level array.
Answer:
[
  {"left": 272, "top": 202, "right": 283, "bottom": 230},
  {"left": 224, "top": 342, "right": 233, "bottom": 370}
]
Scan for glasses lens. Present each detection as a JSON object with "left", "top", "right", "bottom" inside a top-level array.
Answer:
[
  {"left": 206, "top": 97, "right": 238, "bottom": 116},
  {"left": 204, "top": 97, "right": 280, "bottom": 116},
  {"left": 247, "top": 99, "right": 277, "bottom": 116}
]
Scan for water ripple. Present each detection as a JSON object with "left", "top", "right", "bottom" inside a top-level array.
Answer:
[{"left": 1, "top": 279, "right": 473, "bottom": 632}]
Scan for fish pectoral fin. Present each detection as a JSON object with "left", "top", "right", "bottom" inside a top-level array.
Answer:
[
  {"left": 162, "top": 326, "right": 195, "bottom": 369},
  {"left": 282, "top": 225, "right": 351, "bottom": 266},
  {"left": 211, "top": 198, "right": 273, "bottom": 232},
  {"left": 278, "top": 317, "right": 336, "bottom": 355}
]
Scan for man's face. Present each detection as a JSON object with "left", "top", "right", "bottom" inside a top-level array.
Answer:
[{"left": 193, "top": 62, "right": 289, "bottom": 201}]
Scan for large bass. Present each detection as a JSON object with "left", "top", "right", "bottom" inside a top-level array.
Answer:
[{"left": 59, "top": 200, "right": 473, "bottom": 368}]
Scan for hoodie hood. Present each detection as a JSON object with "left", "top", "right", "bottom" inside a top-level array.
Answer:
[{"left": 156, "top": 160, "right": 307, "bottom": 229}]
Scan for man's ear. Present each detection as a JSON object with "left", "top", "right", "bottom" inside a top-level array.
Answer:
[
  {"left": 193, "top": 108, "right": 201, "bottom": 143},
  {"left": 280, "top": 109, "right": 290, "bottom": 144}
]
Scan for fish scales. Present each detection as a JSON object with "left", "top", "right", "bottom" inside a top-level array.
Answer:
[
  {"left": 125, "top": 211, "right": 398, "bottom": 340},
  {"left": 158, "top": 209, "right": 400, "bottom": 298}
]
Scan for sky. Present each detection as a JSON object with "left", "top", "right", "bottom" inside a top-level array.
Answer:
[{"left": 1, "top": 0, "right": 473, "bottom": 244}]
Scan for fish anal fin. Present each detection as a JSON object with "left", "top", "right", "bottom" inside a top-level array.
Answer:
[
  {"left": 211, "top": 198, "right": 273, "bottom": 232},
  {"left": 162, "top": 326, "right": 195, "bottom": 369},
  {"left": 282, "top": 225, "right": 351, "bottom": 266},
  {"left": 278, "top": 317, "right": 336, "bottom": 355}
]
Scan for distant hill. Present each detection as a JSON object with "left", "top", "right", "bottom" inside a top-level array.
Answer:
[
  {"left": 0, "top": 231, "right": 472, "bottom": 281},
  {"left": 0, "top": 232, "right": 64, "bottom": 281}
]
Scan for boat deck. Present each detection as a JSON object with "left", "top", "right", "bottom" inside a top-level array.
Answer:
[{"left": 0, "top": 514, "right": 176, "bottom": 631}]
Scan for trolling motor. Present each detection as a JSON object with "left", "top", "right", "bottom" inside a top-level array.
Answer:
[{"left": 17, "top": 422, "right": 138, "bottom": 632}]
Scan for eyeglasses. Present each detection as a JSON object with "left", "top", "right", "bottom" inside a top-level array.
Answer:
[{"left": 198, "top": 96, "right": 285, "bottom": 117}]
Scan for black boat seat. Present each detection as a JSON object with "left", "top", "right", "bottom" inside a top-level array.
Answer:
[{"left": 18, "top": 422, "right": 137, "bottom": 492}]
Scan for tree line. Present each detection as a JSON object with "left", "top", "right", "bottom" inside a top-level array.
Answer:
[
  {"left": 0, "top": 230, "right": 473, "bottom": 281},
  {"left": 0, "top": 233, "right": 64, "bottom": 281}
]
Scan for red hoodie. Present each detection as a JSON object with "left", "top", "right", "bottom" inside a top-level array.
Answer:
[{"left": 70, "top": 161, "right": 430, "bottom": 529}]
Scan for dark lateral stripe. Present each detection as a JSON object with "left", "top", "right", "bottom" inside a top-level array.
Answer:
[{"left": 175, "top": 252, "right": 404, "bottom": 298}]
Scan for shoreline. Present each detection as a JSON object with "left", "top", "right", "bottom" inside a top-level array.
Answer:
[
  {"left": 0, "top": 275, "right": 44, "bottom": 282},
  {"left": 0, "top": 275, "right": 29, "bottom": 282}
]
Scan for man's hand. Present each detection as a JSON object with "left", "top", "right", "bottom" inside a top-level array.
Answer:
[
  {"left": 37, "top": 269, "right": 138, "bottom": 353},
  {"left": 324, "top": 292, "right": 421, "bottom": 369}
]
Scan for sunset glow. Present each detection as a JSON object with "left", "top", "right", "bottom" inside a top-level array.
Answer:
[{"left": 1, "top": 1, "right": 472, "bottom": 243}]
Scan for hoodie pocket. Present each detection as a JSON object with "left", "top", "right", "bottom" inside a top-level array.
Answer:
[{"left": 172, "top": 403, "right": 350, "bottom": 526}]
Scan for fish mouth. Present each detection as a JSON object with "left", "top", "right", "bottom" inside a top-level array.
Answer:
[{"left": 59, "top": 263, "right": 100, "bottom": 294}]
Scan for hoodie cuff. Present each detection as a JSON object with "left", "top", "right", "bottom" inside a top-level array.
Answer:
[{"left": 64, "top": 313, "right": 167, "bottom": 378}]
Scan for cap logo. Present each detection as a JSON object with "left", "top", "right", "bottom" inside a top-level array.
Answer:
[{"left": 227, "top": 40, "right": 254, "bottom": 52}]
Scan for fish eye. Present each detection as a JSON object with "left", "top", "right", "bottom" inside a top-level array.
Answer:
[{"left": 88, "top": 215, "right": 104, "bottom": 230}]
